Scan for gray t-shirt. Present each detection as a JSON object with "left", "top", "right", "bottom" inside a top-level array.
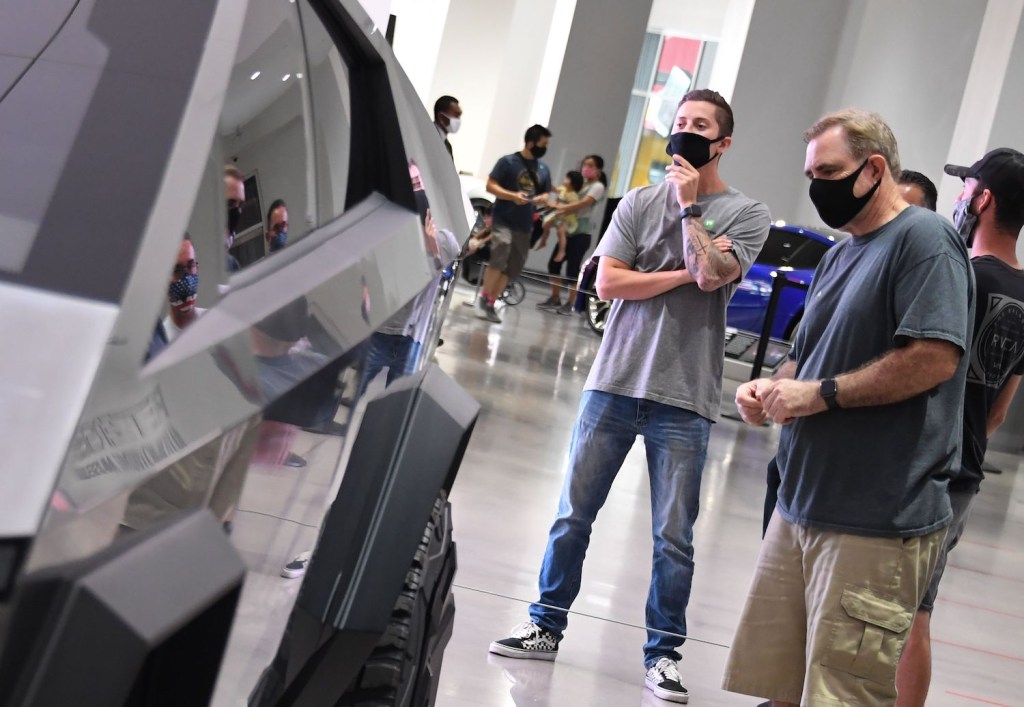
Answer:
[
  {"left": 777, "top": 206, "right": 975, "bottom": 538},
  {"left": 574, "top": 180, "right": 606, "bottom": 236},
  {"left": 587, "top": 182, "right": 770, "bottom": 421}
]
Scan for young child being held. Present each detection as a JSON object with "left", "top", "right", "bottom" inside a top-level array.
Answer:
[{"left": 537, "top": 170, "right": 584, "bottom": 263}]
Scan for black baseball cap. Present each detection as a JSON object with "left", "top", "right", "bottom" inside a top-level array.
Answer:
[{"left": 944, "top": 148, "right": 1024, "bottom": 204}]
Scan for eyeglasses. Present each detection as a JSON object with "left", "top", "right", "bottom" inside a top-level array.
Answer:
[{"left": 173, "top": 259, "right": 198, "bottom": 277}]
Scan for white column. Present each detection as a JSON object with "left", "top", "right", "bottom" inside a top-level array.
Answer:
[
  {"left": 390, "top": 0, "right": 452, "bottom": 106},
  {"left": 938, "top": 0, "right": 1024, "bottom": 216}
]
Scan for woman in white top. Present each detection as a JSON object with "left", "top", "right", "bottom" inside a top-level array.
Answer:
[{"left": 536, "top": 154, "right": 607, "bottom": 315}]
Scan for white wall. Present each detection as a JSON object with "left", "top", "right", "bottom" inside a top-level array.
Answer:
[
  {"left": 428, "top": 0, "right": 516, "bottom": 176},
  {"left": 355, "top": 0, "right": 392, "bottom": 33},
  {"left": 725, "top": 0, "right": 849, "bottom": 220},
  {"left": 390, "top": 0, "right": 451, "bottom": 105},
  {"left": 647, "top": 0, "right": 726, "bottom": 39},
  {"left": 725, "top": 0, "right": 988, "bottom": 227},
  {"left": 523, "top": 0, "right": 654, "bottom": 271}
]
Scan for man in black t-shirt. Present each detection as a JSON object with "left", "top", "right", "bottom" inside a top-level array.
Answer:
[
  {"left": 897, "top": 148, "right": 1024, "bottom": 707},
  {"left": 478, "top": 124, "right": 552, "bottom": 323}
]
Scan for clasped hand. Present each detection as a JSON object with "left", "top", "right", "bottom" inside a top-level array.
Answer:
[{"left": 735, "top": 378, "right": 826, "bottom": 425}]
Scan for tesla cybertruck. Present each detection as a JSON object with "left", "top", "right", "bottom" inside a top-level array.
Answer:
[{"left": 0, "top": 0, "right": 479, "bottom": 704}]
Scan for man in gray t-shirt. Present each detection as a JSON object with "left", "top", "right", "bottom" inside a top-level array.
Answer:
[
  {"left": 723, "top": 109, "right": 973, "bottom": 707},
  {"left": 490, "top": 89, "right": 769, "bottom": 704}
]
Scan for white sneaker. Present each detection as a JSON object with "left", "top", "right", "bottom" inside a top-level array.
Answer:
[
  {"left": 644, "top": 657, "right": 689, "bottom": 703},
  {"left": 488, "top": 621, "right": 560, "bottom": 661},
  {"left": 281, "top": 550, "right": 311, "bottom": 579}
]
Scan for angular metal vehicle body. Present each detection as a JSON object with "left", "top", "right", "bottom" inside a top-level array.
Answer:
[{"left": 0, "top": 0, "right": 477, "bottom": 704}]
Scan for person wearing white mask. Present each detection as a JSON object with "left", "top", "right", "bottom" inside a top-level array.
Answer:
[{"left": 433, "top": 95, "right": 462, "bottom": 160}]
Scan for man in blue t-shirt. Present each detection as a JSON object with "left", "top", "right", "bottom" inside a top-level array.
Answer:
[
  {"left": 896, "top": 148, "right": 1024, "bottom": 706},
  {"left": 723, "top": 109, "right": 974, "bottom": 706},
  {"left": 478, "top": 124, "right": 552, "bottom": 323}
]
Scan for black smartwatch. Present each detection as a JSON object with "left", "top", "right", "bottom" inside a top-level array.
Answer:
[
  {"left": 820, "top": 378, "right": 840, "bottom": 410},
  {"left": 679, "top": 204, "right": 702, "bottom": 220}
]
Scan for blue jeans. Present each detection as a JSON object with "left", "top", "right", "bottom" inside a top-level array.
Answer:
[
  {"left": 529, "top": 390, "right": 710, "bottom": 667},
  {"left": 357, "top": 333, "right": 421, "bottom": 398}
]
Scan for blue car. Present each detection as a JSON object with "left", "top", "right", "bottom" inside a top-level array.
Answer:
[
  {"left": 583, "top": 224, "right": 838, "bottom": 340},
  {"left": 726, "top": 224, "right": 838, "bottom": 340}
]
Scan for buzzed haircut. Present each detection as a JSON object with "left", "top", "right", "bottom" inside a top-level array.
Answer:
[
  {"left": 433, "top": 95, "right": 458, "bottom": 120},
  {"left": 897, "top": 170, "right": 938, "bottom": 211},
  {"left": 524, "top": 124, "right": 552, "bottom": 145},
  {"left": 678, "top": 89, "right": 735, "bottom": 137}
]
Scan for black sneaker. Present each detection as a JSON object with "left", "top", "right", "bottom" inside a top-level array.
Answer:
[
  {"left": 536, "top": 297, "right": 561, "bottom": 309},
  {"left": 645, "top": 657, "right": 689, "bottom": 703},
  {"left": 281, "top": 550, "right": 311, "bottom": 579},
  {"left": 555, "top": 302, "right": 575, "bottom": 316},
  {"left": 489, "top": 621, "right": 560, "bottom": 661},
  {"left": 478, "top": 302, "right": 502, "bottom": 323}
]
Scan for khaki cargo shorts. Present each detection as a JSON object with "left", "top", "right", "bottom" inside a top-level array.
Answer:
[
  {"left": 722, "top": 511, "right": 945, "bottom": 706},
  {"left": 488, "top": 223, "right": 531, "bottom": 279}
]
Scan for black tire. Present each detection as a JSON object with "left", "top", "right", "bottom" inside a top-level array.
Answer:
[
  {"left": 586, "top": 295, "right": 610, "bottom": 335},
  {"left": 338, "top": 494, "right": 457, "bottom": 707},
  {"left": 501, "top": 279, "right": 525, "bottom": 306}
]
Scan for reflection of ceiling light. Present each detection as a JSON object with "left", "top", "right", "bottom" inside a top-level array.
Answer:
[
  {"left": 295, "top": 72, "right": 303, "bottom": 79},
  {"left": 281, "top": 74, "right": 291, "bottom": 81},
  {"left": 250, "top": 71, "right": 261, "bottom": 80}
]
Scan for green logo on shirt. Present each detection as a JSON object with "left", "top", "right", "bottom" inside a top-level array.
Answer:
[{"left": 704, "top": 218, "right": 716, "bottom": 234}]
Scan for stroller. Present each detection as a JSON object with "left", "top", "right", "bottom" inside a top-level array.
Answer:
[
  {"left": 459, "top": 209, "right": 526, "bottom": 306},
  {"left": 576, "top": 256, "right": 609, "bottom": 335}
]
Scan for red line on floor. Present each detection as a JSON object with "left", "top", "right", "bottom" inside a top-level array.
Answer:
[
  {"left": 945, "top": 689, "right": 1012, "bottom": 706},
  {"left": 933, "top": 637, "right": 1024, "bottom": 664},
  {"left": 946, "top": 563, "right": 1024, "bottom": 585},
  {"left": 938, "top": 597, "right": 1024, "bottom": 621}
]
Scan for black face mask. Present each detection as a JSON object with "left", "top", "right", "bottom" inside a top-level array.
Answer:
[
  {"left": 413, "top": 189, "right": 430, "bottom": 226},
  {"left": 808, "top": 160, "right": 882, "bottom": 229},
  {"left": 529, "top": 144, "right": 547, "bottom": 159},
  {"left": 665, "top": 131, "right": 725, "bottom": 169},
  {"left": 227, "top": 205, "right": 242, "bottom": 235}
]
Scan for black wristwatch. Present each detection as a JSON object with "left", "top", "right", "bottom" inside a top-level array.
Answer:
[
  {"left": 679, "top": 204, "right": 702, "bottom": 220},
  {"left": 820, "top": 378, "right": 840, "bottom": 410}
]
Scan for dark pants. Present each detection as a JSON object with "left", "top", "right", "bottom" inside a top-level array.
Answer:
[
  {"left": 547, "top": 233, "right": 592, "bottom": 279},
  {"left": 763, "top": 457, "right": 780, "bottom": 538}
]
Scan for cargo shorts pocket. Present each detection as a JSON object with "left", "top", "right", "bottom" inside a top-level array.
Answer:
[{"left": 821, "top": 586, "right": 914, "bottom": 684}]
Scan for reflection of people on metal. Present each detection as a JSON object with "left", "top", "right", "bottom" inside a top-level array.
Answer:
[
  {"left": 252, "top": 299, "right": 348, "bottom": 468},
  {"left": 266, "top": 199, "right": 288, "bottom": 253},
  {"left": 164, "top": 236, "right": 204, "bottom": 340},
  {"left": 357, "top": 163, "right": 460, "bottom": 398},
  {"left": 122, "top": 236, "right": 260, "bottom": 532},
  {"left": 224, "top": 165, "right": 245, "bottom": 271}
]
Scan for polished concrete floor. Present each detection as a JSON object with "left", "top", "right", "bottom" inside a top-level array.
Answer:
[{"left": 431, "top": 279, "right": 1024, "bottom": 707}]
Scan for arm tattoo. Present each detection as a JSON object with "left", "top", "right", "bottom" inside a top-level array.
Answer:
[{"left": 683, "top": 218, "right": 736, "bottom": 283}]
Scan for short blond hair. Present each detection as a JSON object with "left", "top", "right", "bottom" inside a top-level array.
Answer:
[{"left": 804, "top": 108, "right": 901, "bottom": 176}]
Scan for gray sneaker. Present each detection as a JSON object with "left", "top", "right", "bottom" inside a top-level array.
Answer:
[
  {"left": 489, "top": 621, "right": 560, "bottom": 661},
  {"left": 555, "top": 302, "right": 575, "bottom": 316},
  {"left": 536, "top": 297, "right": 561, "bottom": 309}
]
